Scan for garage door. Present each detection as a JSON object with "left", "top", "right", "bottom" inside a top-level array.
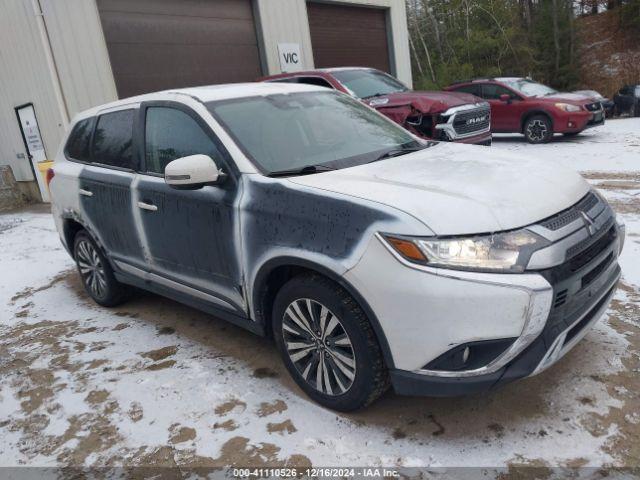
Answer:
[
  {"left": 307, "top": 2, "right": 391, "bottom": 73},
  {"left": 97, "top": 0, "right": 262, "bottom": 98}
]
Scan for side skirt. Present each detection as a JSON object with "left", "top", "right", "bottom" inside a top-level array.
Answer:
[{"left": 114, "top": 271, "right": 265, "bottom": 337}]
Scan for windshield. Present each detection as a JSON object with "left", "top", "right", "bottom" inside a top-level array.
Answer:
[
  {"left": 208, "top": 91, "right": 419, "bottom": 175},
  {"left": 331, "top": 69, "right": 408, "bottom": 99},
  {"left": 502, "top": 79, "right": 558, "bottom": 97}
]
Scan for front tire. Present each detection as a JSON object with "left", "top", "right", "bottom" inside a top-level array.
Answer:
[
  {"left": 523, "top": 115, "right": 553, "bottom": 144},
  {"left": 73, "top": 231, "right": 129, "bottom": 307},
  {"left": 272, "top": 274, "right": 389, "bottom": 411}
]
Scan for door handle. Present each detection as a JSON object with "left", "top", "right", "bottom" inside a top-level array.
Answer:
[
  {"left": 137, "top": 201, "right": 158, "bottom": 212},
  {"left": 79, "top": 189, "right": 93, "bottom": 197}
]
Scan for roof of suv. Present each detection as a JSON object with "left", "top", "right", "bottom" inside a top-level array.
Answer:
[
  {"left": 453, "top": 77, "right": 523, "bottom": 84},
  {"left": 75, "top": 82, "right": 328, "bottom": 119}
]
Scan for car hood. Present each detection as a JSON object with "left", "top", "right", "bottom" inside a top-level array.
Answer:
[
  {"left": 287, "top": 143, "right": 590, "bottom": 235},
  {"left": 538, "top": 92, "right": 591, "bottom": 104},
  {"left": 365, "top": 90, "right": 482, "bottom": 114}
]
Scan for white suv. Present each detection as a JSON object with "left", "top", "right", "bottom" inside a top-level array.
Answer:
[{"left": 49, "top": 83, "right": 624, "bottom": 411}]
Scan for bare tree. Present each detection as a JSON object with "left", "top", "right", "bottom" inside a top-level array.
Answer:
[{"left": 552, "top": 0, "right": 561, "bottom": 76}]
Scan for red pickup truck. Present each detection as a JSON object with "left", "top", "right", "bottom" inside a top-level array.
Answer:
[
  {"left": 445, "top": 77, "right": 605, "bottom": 143},
  {"left": 260, "top": 68, "right": 492, "bottom": 145}
]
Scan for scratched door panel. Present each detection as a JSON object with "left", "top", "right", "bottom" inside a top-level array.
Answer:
[
  {"left": 79, "top": 167, "right": 145, "bottom": 267},
  {"left": 136, "top": 176, "right": 244, "bottom": 312}
]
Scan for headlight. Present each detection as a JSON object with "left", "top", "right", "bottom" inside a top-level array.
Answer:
[
  {"left": 382, "top": 230, "right": 548, "bottom": 273},
  {"left": 555, "top": 103, "right": 582, "bottom": 112}
]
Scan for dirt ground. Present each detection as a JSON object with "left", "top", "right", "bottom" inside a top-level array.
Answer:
[{"left": 1, "top": 120, "right": 640, "bottom": 476}]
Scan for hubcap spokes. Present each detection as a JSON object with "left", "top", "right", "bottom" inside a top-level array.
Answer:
[
  {"left": 282, "top": 298, "right": 355, "bottom": 396},
  {"left": 527, "top": 120, "right": 547, "bottom": 141},
  {"left": 76, "top": 240, "right": 106, "bottom": 298}
]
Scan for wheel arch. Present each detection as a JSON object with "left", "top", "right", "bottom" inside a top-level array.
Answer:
[
  {"left": 521, "top": 109, "right": 554, "bottom": 133},
  {"left": 252, "top": 256, "right": 396, "bottom": 369},
  {"left": 61, "top": 215, "right": 108, "bottom": 262}
]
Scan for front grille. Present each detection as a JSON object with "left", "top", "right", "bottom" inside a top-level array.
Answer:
[
  {"left": 451, "top": 106, "right": 491, "bottom": 135},
  {"left": 566, "top": 221, "right": 616, "bottom": 271},
  {"left": 564, "top": 283, "right": 616, "bottom": 345},
  {"left": 575, "top": 191, "right": 598, "bottom": 211},
  {"left": 539, "top": 192, "right": 598, "bottom": 231},
  {"left": 582, "top": 253, "right": 614, "bottom": 289},
  {"left": 584, "top": 102, "right": 602, "bottom": 112}
]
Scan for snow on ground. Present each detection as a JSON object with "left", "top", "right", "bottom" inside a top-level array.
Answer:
[
  {"left": 1, "top": 118, "right": 639, "bottom": 473},
  {"left": 493, "top": 117, "right": 640, "bottom": 174}
]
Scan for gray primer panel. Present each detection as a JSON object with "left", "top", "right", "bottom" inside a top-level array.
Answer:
[{"left": 240, "top": 175, "right": 430, "bottom": 320}]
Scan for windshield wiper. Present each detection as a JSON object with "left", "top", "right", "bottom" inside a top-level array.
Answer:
[
  {"left": 369, "top": 144, "right": 428, "bottom": 163},
  {"left": 362, "top": 92, "right": 386, "bottom": 99},
  {"left": 267, "top": 164, "right": 336, "bottom": 178}
]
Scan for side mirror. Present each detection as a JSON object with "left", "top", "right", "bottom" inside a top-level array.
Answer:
[
  {"left": 499, "top": 94, "right": 512, "bottom": 103},
  {"left": 164, "top": 154, "right": 224, "bottom": 190}
]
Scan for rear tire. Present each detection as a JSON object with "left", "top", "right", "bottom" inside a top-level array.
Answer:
[
  {"left": 73, "top": 231, "right": 129, "bottom": 307},
  {"left": 523, "top": 115, "right": 553, "bottom": 144},
  {"left": 272, "top": 274, "right": 389, "bottom": 411}
]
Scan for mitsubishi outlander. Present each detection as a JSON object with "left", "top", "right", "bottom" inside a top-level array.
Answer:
[{"left": 49, "top": 83, "right": 624, "bottom": 411}]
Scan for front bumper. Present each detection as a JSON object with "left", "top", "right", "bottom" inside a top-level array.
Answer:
[
  {"left": 451, "top": 131, "right": 492, "bottom": 145},
  {"left": 390, "top": 260, "right": 619, "bottom": 396},
  {"left": 559, "top": 108, "right": 605, "bottom": 132},
  {"left": 346, "top": 192, "right": 623, "bottom": 397}
]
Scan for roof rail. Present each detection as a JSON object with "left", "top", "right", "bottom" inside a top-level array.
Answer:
[{"left": 449, "top": 77, "right": 493, "bottom": 85}]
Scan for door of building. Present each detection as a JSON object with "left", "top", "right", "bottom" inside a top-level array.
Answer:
[{"left": 15, "top": 103, "right": 49, "bottom": 202}]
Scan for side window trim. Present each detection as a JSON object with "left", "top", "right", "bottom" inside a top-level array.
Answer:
[{"left": 139, "top": 100, "right": 237, "bottom": 178}]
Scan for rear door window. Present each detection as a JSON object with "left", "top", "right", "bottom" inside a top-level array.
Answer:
[
  {"left": 453, "top": 84, "right": 481, "bottom": 96},
  {"left": 91, "top": 110, "right": 136, "bottom": 169},
  {"left": 481, "top": 84, "right": 516, "bottom": 100},
  {"left": 144, "top": 107, "right": 223, "bottom": 175},
  {"left": 65, "top": 118, "right": 95, "bottom": 162}
]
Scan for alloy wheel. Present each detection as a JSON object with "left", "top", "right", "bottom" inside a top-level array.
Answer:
[
  {"left": 282, "top": 298, "right": 356, "bottom": 396},
  {"left": 76, "top": 240, "right": 107, "bottom": 299},
  {"left": 526, "top": 119, "right": 548, "bottom": 142}
]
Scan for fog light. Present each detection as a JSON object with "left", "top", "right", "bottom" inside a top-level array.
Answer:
[
  {"left": 423, "top": 338, "right": 516, "bottom": 371},
  {"left": 568, "top": 121, "right": 575, "bottom": 128}
]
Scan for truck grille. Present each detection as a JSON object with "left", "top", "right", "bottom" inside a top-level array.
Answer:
[{"left": 451, "top": 105, "right": 491, "bottom": 135}]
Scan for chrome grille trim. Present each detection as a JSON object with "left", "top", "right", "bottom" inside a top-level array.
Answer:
[
  {"left": 538, "top": 192, "right": 598, "bottom": 231},
  {"left": 526, "top": 192, "right": 616, "bottom": 270},
  {"left": 434, "top": 102, "right": 491, "bottom": 140},
  {"left": 528, "top": 192, "right": 607, "bottom": 244}
]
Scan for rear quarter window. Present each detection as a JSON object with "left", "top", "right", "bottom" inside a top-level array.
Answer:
[
  {"left": 65, "top": 118, "right": 95, "bottom": 162},
  {"left": 91, "top": 110, "right": 136, "bottom": 170}
]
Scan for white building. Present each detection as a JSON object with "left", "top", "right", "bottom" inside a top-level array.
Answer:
[{"left": 0, "top": 0, "right": 412, "bottom": 204}]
